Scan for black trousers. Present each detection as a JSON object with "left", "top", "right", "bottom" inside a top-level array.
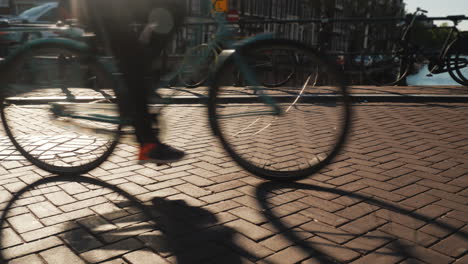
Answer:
[{"left": 72, "top": 0, "right": 185, "bottom": 144}]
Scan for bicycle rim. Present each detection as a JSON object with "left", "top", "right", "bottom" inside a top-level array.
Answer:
[
  {"left": 208, "top": 40, "right": 351, "bottom": 181},
  {"left": 447, "top": 52, "right": 466, "bottom": 85},
  {"left": 178, "top": 44, "right": 216, "bottom": 88},
  {"left": 0, "top": 46, "right": 120, "bottom": 175},
  {"left": 363, "top": 40, "right": 410, "bottom": 86},
  {"left": 455, "top": 52, "right": 468, "bottom": 85}
]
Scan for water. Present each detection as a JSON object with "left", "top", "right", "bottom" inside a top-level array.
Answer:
[{"left": 407, "top": 64, "right": 461, "bottom": 86}]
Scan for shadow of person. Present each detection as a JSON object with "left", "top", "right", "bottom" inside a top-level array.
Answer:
[
  {"left": 0, "top": 175, "right": 268, "bottom": 263},
  {"left": 64, "top": 197, "right": 260, "bottom": 263}
]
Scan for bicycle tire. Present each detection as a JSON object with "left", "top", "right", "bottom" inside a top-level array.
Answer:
[
  {"left": 362, "top": 39, "right": 411, "bottom": 86},
  {"left": 447, "top": 52, "right": 467, "bottom": 85},
  {"left": 208, "top": 39, "right": 351, "bottom": 181},
  {"left": 453, "top": 52, "right": 468, "bottom": 85},
  {"left": 0, "top": 45, "right": 120, "bottom": 175},
  {"left": 257, "top": 49, "right": 296, "bottom": 88},
  {"left": 178, "top": 44, "right": 217, "bottom": 88}
]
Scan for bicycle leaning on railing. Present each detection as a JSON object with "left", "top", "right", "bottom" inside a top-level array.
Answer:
[
  {"left": 358, "top": 7, "right": 468, "bottom": 86},
  {"left": 0, "top": 3, "right": 351, "bottom": 182}
]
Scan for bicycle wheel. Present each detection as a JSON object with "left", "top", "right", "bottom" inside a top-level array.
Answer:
[
  {"left": 447, "top": 52, "right": 467, "bottom": 85},
  {"left": 452, "top": 51, "right": 468, "bottom": 85},
  {"left": 254, "top": 48, "right": 296, "bottom": 87},
  {"left": 0, "top": 45, "right": 120, "bottom": 175},
  {"left": 178, "top": 44, "right": 217, "bottom": 88},
  {"left": 363, "top": 40, "right": 411, "bottom": 86},
  {"left": 208, "top": 39, "right": 351, "bottom": 181}
]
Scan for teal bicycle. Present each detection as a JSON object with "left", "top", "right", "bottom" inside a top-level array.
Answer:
[{"left": 0, "top": 10, "right": 351, "bottom": 181}]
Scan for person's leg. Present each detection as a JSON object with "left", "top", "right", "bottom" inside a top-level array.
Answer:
[{"left": 84, "top": 0, "right": 185, "bottom": 162}]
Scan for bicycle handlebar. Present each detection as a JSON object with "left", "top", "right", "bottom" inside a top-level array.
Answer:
[{"left": 416, "top": 7, "right": 428, "bottom": 14}]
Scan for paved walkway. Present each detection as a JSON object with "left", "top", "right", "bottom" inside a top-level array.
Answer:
[{"left": 0, "top": 85, "right": 467, "bottom": 263}]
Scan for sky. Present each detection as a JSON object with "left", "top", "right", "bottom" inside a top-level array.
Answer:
[{"left": 404, "top": 0, "right": 468, "bottom": 30}]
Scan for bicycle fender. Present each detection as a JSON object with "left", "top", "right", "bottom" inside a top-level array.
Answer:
[
  {"left": 213, "top": 49, "right": 235, "bottom": 72},
  {"left": 5, "top": 38, "right": 90, "bottom": 60}
]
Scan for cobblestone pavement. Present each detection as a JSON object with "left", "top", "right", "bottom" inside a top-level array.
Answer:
[{"left": 0, "top": 93, "right": 467, "bottom": 263}]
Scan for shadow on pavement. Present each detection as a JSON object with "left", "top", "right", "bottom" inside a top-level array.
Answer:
[
  {"left": 256, "top": 181, "right": 467, "bottom": 264},
  {"left": 0, "top": 175, "right": 264, "bottom": 264}
]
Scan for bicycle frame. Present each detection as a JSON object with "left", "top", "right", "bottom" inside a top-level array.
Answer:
[
  {"left": 399, "top": 8, "right": 464, "bottom": 74},
  {"left": 0, "top": 4, "right": 283, "bottom": 127}
]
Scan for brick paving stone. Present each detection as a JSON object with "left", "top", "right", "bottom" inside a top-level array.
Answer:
[
  {"left": 59, "top": 182, "right": 89, "bottom": 195},
  {"left": 379, "top": 222, "right": 438, "bottom": 247},
  {"left": 344, "top": 230, "right": 393, "bottom": 254},
  {"left": 386, "top": 173, "right": 420, "bottom": 186},
  {"left": 414, "top": 204, "right": 452, "bottom": 220},
  {"left": 259, "top": 231, "right": 313, "bottom": 252},
  {"left": 361, "top": 187, "right": 405, "bottom": 202},
  {"left": 260, "top": 245, "right": 312, "bottom": 264},
  {"left": 447, "top": 211, "right": 468, "bottom": 222},
  {"left": 39, "top": 245, "right": 85, "bottom": 264},
  {"left": 80, "top": 238, "right": 144, "bottom": 263},
  {"left": 3, "top": 237, "right": 63, "bottom": 260},
  {"left": 394, "top": 184, "right": 429, "bottom": 197},
  {"left": 175, "top": 183, "right": 212, "bottom": 197},
  {"left": 118, "top": 182, "right": 150, "bottom": 195},
  {"left": 44, "top": 191, "right": 76, "bottom": 206},
  {"left": 299, "top": 207, "right": 349, "bottom": 227},
  {"left": 123, "top": 248, "right": 170, "bottom": 264},
  {"left": 203, "top": 200, "right": 241, "bottom": 214},
  {"left": 41, "top": 208, "right": 95, "bottom": 226},
  {"left": 300, "top": 221, "right": 355, "bottom": 244},
  {"left": 90, "top": 203, "right": 130, "bottom": 221},
  {"left": 395, "top": 239, "right": 454, "bottom": 264},
  {"left": 2, "top": 228, "right": 23, "bottom": 248},
  {"left": 101, "top": 259, "right": 129, "bottom": 264},
  {"left": 335, "top": 201, "right": 379, "bottom": 220},
  {"left": 199, "top": 189, "right": 244, "bottom": 204},
  {"left": 427, "top": 189, "right": 468, "bottom": 204},
  {"left": 225, "top": 219, "right": 274, "bottom": 242},
  {"left": 298, "top": 196, "right": 344, "bottom": 213},
  {"left": 59, "top": 197, "right": 107, "bottom": 212},
  {"left": 230, "top": 233, "right": 275, "bottom": 259},
  {"left": 350, "top": 244, "right": 404, "bottom": 264},
  {"left": 8, "top": 254, "right": 45, "bottom": 264},
  {"left": 181, "top": 175, "right": 216, "bottom": 187},
  {"left": 401, "top": 193, "right": 440, "bottom": 209},
  {"left": 326, "top": 174, "right": 361, "bottom": 186},
  {"left": 375, "top": 209, "right": 426, "bottom": 229},
  {"left": 8, "top": 213, "right": 44, "bottom": 233},
  {"left": 418, "top": 179, "right": 463, "bottom": 193},
  {"left": 22, "top": 222, "right": 78, "bottom": 242},
  {"left": 60, "top": 228, "right": 103, "bottom": 253},
  {"left": 340, "top": 214, "right": 388, "bottom": 235},
  {"left": 229, "top": 206, "right": 266, "bottom": 225},
  {"left": 431, "top": 227, "right": 468, "bottom": 258},
  {"left": 146, "top": 179, "right": 186, "bottom": 191},
  {"left": 264, "top": 202, "right": 308, "bottom": 220},
  {"left": 79, "top": 215, "right": 118, "bottom": 234},
  {"left": 307, "top": 236, "right": 361, "bottom": 263}
]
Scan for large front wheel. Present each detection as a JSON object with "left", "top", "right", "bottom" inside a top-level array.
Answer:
[{"left": 208, "top": 40, "right": 351, "bottom": 181}]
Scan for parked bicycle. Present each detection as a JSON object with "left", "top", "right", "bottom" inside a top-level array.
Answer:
[
  {"left": 359, "top": 8, "right": 468, "bottom": 86},
  {"left": 164, "top": 13, "right": 297, "bottom": 89},
  {"left": 0, "top": 5, "right": 351, "bottom": 181}
]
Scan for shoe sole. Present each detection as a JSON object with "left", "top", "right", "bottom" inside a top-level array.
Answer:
[{"left": 137, "top": 157, "right": 184, "bottom": 165}]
